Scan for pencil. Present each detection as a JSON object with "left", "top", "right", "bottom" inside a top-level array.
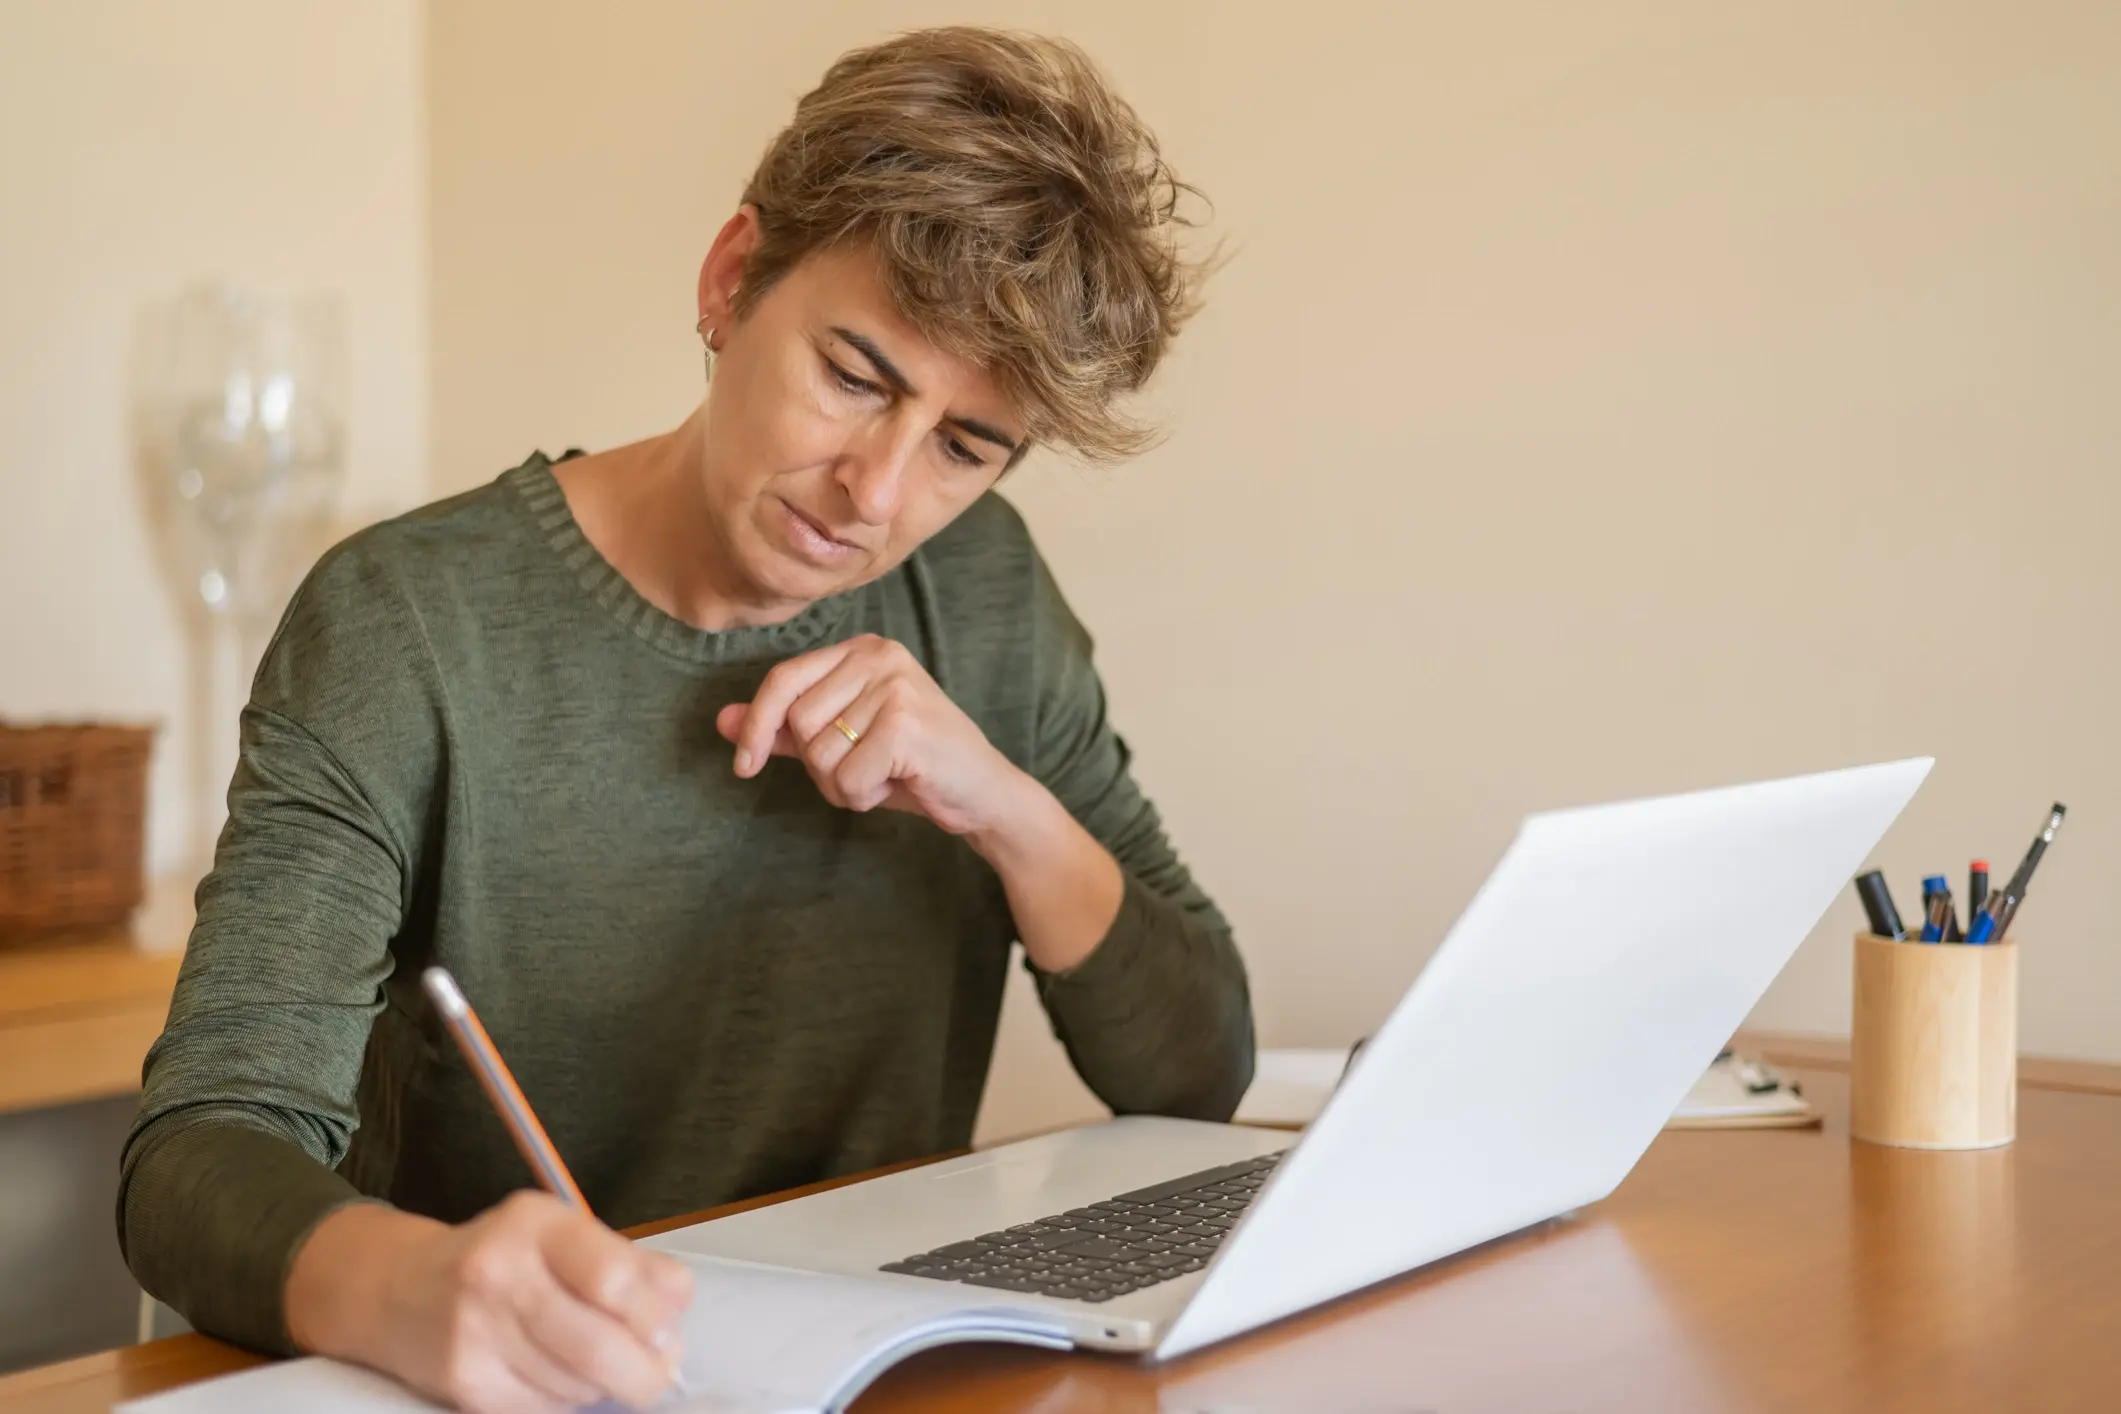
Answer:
[
  {"left": 422, "top": 967, "right": 588, "bottom": 1206},
  {"left": 422, "top": 967, "right": 692, "bottom": 1396}
]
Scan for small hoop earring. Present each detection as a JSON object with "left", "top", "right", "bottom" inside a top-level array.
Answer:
[{"left": 695, "top": 314, "right": 717, "bottom": 382}]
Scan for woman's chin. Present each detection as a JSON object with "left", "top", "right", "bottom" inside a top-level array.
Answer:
[{"left": 741, "top": 542, "right": 863, "bottom": 608}]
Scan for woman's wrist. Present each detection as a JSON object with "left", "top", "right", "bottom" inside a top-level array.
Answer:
[
  {"left": 962, "top": 762, "right": 1067, "bottom": 868},
  {"left": 967, "top": 767, "right": 1124, "bottom": 974},
  {"left": 284, "top": 1201, "right": 441, "bottom": 1363}
]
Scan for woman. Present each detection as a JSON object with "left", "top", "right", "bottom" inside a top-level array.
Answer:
[{"left": 120, "top": 26, "right": 1252, "bottom": 1413}]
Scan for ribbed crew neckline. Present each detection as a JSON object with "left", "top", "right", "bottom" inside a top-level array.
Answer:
[{"left": 506, "top": 450, "right": 856, "bottom": 668}]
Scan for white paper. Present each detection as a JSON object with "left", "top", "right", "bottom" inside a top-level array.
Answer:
[
  {"left": 115, "top": 1358, "right": 439, "bottom": 1414},
  {"left": 118, "top": 1257, "right": 1069, "bottom": 1414},
  {"left": 1234, "top": 1045, "right": 1813, "bottom": 1128},
  {"left": 1670, "top": 1055, "right": 1812, "bottom": 1120},
  {"left": 661, "top": 1257, "right": 1068, "bottom": 1411},
  {"left": 1231, "top": 1047, "right": 1352, "bottom": 1126}
]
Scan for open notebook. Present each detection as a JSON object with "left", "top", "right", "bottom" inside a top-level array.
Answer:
[
  {"left": 116, "top": 1257, "right": 1072, "bottom": 1414},
  {"left": 1234, "top": 1045, "right": 1818, "bottom": 1129}
]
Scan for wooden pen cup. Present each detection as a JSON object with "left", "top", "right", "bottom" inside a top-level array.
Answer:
[{"left": 1850, "top": 932, "right": 2017, "bottom": 1149}]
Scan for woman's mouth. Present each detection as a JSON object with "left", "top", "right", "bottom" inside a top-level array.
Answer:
[{"left": 775, "top": 497, "right": 861, "bottom": 563}]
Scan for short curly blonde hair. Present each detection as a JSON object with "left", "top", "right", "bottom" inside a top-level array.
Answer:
[{"left": 736, "top": 26, "right": 1211, "bottom": 463}]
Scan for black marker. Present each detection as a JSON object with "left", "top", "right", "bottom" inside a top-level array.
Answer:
[{"left": 1853, "top": 870, "right": 1906, "bottom": 940}]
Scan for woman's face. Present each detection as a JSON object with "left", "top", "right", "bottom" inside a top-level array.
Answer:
[{"left": 694, "top": 213, "right": 1026, "bottom": 612}]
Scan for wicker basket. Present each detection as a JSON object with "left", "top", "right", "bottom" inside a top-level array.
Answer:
[{"left": 0, "top": 722, "right": 156, "bottom": 938}]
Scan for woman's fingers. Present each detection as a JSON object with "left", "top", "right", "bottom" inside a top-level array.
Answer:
[
  {"left": 409, "top": 1193, "right": 683, "bottom": 1414},
  {"left": 513, "top": 1280, "right": 673, "bottom": 1412},
  {"left": 783, "top": 654, "right": 883, "bottom": 787},
  {"left": 540, "top": 1212, "right": 692, "bottom": 1354},
  {"left": 726, "top": 638, "right": 911, "bottom": 798},
  {"left": 491, "top": 1310, "right": 603, "bottom": 1411},
  {"left": 828, "top": 688, "right": 911, "bottom": 812},
  {"left": 733, "top": 641, "right": 852, "bottom": 775},
  {"left": 715, "top": 704, "right": 799, "bottom": 761},
  {"left": 721, "top": 634, "right": 1003, "bottom": 829}
]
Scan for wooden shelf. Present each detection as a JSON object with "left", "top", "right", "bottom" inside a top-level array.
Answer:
[{"left": 0, "top": 879, "right": 194, "bottom": 1115}]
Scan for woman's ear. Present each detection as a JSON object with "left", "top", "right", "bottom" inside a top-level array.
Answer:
[{"left": 696, "top": 205, "right": 763, "bottom": 336}]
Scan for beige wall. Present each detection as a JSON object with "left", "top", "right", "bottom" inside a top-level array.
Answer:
[
  {"left": 428, "top": 1, "right": 2121, "bottom": 1131},
  {"left": 0, "top": 0, "right": 428, "bottom": 873}
]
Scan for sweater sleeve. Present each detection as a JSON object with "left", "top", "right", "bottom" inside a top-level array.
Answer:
[
  {"left": 1019, "top": 552, "right": 1256, "bottom": 1122},
  {"left": 118, "top": 543, "right": 438, "bottom": 1354}
]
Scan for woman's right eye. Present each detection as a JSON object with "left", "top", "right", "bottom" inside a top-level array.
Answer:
[{"left": 826, "top": 359, "right": 874, "bottom": 396}]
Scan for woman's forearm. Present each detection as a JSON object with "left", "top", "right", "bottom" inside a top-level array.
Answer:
[{"left": 968, "top": 768, "right": 1126, "bottom": 974}]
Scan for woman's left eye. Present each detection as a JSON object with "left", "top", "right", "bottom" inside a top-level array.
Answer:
[{"left": 942, "top": 436, "right": 985, "bottom": 469}]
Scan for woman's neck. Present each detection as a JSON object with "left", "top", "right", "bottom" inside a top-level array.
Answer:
[{"left": 551, "top": 416, "right": 809, "bottom": 633}]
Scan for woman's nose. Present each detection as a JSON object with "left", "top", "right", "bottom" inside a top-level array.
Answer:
[{"left": 839, "top": 423, "right": 922, "bottom": 524}]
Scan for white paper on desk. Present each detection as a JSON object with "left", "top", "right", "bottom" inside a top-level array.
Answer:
[
  {"left": 1232, "top": 1047, "right": 1353, "bottom": 1126},
  {"left": 1669, "top": 1055, "right": 1814, "bottom": 1120},
  {"left": 114, "top": 1358, "right": 436, "bottom": 1414},
  {"left": 660, "top": 1256, "right": 1069, "bottom": 1411},
  {"left": 117, "top": 1256, "right": 1069, "bottom": 1414}
]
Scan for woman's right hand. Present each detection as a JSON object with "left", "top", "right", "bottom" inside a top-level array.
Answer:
[{"left": 285, "top": 1192, "right": 694, "bottom": 1413}]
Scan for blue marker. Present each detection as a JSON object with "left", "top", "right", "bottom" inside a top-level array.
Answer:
[
  {"left": 1919, "top": 876, "right": 1952, "bottom": 943},
  {"left": 1921, "top": 873, "right": 1964, "bottom": 941}
]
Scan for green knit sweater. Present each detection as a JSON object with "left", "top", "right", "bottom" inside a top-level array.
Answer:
[{"left": 118, "top": 454, "right": 1254, "bottom": 1354}]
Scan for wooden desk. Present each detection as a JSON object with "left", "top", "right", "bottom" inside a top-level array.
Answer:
[
  {"left": 0, "top": 881, "right": 192, "bottom": 1115},
  {"left": 5, "top": 1054, "right": 2119, "bottom": 1413}
]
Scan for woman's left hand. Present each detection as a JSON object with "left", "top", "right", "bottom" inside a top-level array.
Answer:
[
  {"left": 715, "top": 634, "right": 1032, "bottom": 839},
  {"left": 722, "top": 633, "right": 1125, "bottom": 974}
]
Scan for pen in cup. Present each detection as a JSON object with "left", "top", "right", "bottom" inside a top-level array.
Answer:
[
  {"left": 1968, "top": 802, "right": 2066, "bottom": 944},
  {"left": 1918, "top": 877, "right": 1955, "bottom": 944},
  {"left": 1922, "top": 875, "right": 1964, "bottom": 942},
  {"left": 1853, "top": 870, "right": 1906, "bottom": 941}
]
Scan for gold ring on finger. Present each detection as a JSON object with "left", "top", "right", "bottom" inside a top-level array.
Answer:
[{"left": 832, "top": 716, "right": 862, "bottom": 745}]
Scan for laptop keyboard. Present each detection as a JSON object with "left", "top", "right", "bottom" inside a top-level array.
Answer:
[{"left": 878, "top": 1151, "right": 1284, "bottom": 1304}]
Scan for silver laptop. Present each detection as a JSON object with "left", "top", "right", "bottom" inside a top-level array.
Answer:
[{"left": 646, "top": 758, "right": 1930, "bottom": 1359}]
